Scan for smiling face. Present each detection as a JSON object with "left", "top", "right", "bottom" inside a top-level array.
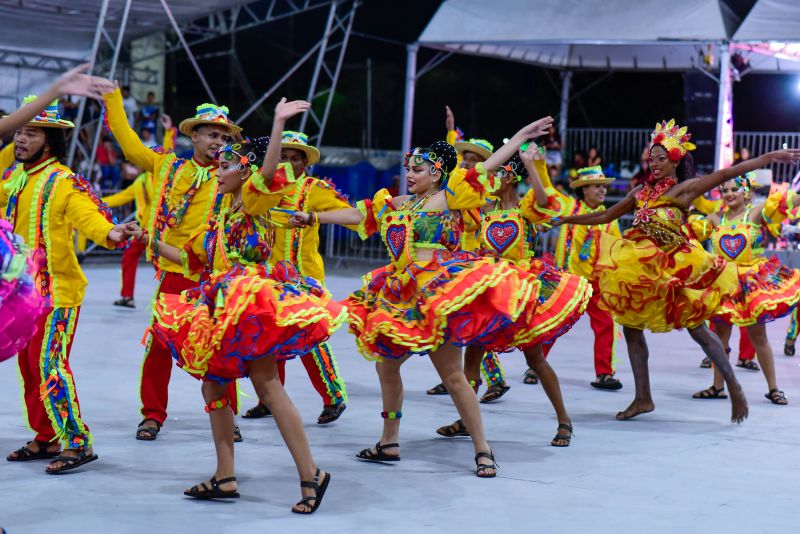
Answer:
[
  {"left": 581, "top": 183, "right": 608, "bottom": 208},
  {"left": 192, "top": 125, "right": 233, "bottom": 163},
  {"left": 459, "top": 150, "right": 484, "bottom": 170},
  {"left": 719, "top": 179, "right": 747, "bottom": 211},
  {"left": 648, "top": 144, "right": 679, "bottom": 182},
  {"left": 405, "top": 160, "right": 440, "bottom": 195},
  {"left": 13, "top": 126, "right": 48, "bottom": 163}
]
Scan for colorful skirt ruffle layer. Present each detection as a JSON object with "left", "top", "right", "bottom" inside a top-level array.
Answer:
[
  {"left": 714, "top": 255, "right": 800, "bottom": 325},
  {"left": 0, "top": 222, "right": 48, "bottom": 362},
  {"left": 346, "top": 250, "right": 539, "bottom": 360},
  {"left": 590, "top": 228, "right": 739, "bottom": 332},
  {"left": 153, "top": 262, "right": 346, "bottom": 382}
]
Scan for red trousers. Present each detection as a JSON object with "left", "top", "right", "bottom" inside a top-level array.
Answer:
[
  {"left": 140, "top": 271, "right": 238, "bottom": 424},
  {"left": 543, "top": 291, "right": 616, "bottom": 376},
  {"left": 120, "top": 238, "right": 146, "bottom": 299},
  {"left": 18, "top": 307, "right": 87, "bottom": 446}
]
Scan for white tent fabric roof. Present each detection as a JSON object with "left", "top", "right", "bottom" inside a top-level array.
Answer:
[
  {"left": 418, "top": 0, "right": 800, "bottom": 72},
  {"left": 734, "top": 0, "right": 800, "bottom": 40}
]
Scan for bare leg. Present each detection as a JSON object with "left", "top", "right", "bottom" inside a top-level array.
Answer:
[
  {"left": 524, "top": 344, "right": 572, "bottom": 444},
  {"left": 688, "top": 324, "right": 748, "bottom": 423},
  {"left": 709, "top": 321, "right": 732, "bottom": 390},
  {"left": 248, "top": 357, "right": 326, "bottom": 512},
  {"left": 429, "top": 343, "right": 495, "bottom": 476},
  {"left": 190, "top": 380, "right": 237, "bottom": 494},
  {"left": 747, "top": 324, "right": 784, "bottom": 401},
  {"left": 463, "top": 345, "right": 484, "bottom": 392},
  {"left": 617, "top": 326, "right": 655, "bottom": 420},
  {"left": 362, "top": 356, "right": 409, "bottom": 458}
]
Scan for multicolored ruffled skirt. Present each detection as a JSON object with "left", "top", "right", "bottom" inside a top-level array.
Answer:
[
  {"left": 714, "top": 255, "right": 800, "bottom": 325},
  {"left": 589, "top": 228, "right": 738, "bottom": 332},
  {"left": 153, "top": 262, "right": 346, "bottom": 382},
  {"left": 0, "top": 220, "right": 48, "bottom": 363},
  {"left": 346, "top": 249, "right": 543, "bottom": 360}
]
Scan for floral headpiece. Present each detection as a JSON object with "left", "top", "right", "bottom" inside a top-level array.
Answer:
[
  {"left": 650, "top": 119, "right": 696, "bottom": 162},
  {"left": 497, "top": 153, "right": 527, "bottom": 182},
  {"left": 731, "top": 171, "right": 757, "bottom": 193},
  {"left": 215, "top": 136, "right": 270, "bottom": 171},
  {"left": 404, "top": 140, "right": 457, "bottom": 179}
]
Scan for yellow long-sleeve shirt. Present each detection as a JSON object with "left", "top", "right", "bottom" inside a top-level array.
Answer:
[
  {"left": 0, "top": 159, "right": 116, "bottom": 307},
  {"left": 104, "top": 88, "right": 224, "bottom": 279},
  {"left": 242, "top": 162, "right": 353, "bottom": 281},
  {"left": 0, "top": 143, "right": 13, "bottom": 174}
]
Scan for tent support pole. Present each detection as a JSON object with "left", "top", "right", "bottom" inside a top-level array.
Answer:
[
  {"left": 559, "top": 70, "right": 572, "bottom": 143},
  {"left": 400, "top": 43, "right": 418, "bottom": 195},
  {"left": 714, "top": 42, "right": 733, "bottom": 170}
]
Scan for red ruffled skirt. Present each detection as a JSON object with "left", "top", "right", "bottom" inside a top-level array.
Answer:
[{"left": 153, "top": 262, "right": 346, "bottom": 382}]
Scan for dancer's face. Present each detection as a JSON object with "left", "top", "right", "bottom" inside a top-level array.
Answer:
[
  {"left": 280, "top": 148, "right": 307, "bottom": 177},
  {"left": 405, "top": 161, "right": 439, "bottom": 194},
  {"left": 192, "top": 125, "right": 232, "bottom": 163},
  {"left": 648, "top": 145, "right": 678, "bottom": 181},
  {"left": 216, "top": 157, "right": 249, "bottom": 195},
  {"left": 459, "top": 151, "right": 484, "bottom": 170},
  {"left": 719, "top": 179, "right": 746, "bottom": 210},
  {"left": 582, "top": 184, "right": 608, "bottom": 208},
  {"left": 13, "top": 126, "right": 49, "bottom": 163}
]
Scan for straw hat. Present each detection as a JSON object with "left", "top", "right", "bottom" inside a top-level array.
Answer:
[
  {"left": 15, "top": 95, "right": 74, "bottom": 128},
  {"left": 178, "top": 103, "right": 241, "bottom": 137},
  {"left": 453, "top": 137, "right": 493, "bottom": 160},
  {"left": 570, "top": 165, "right": 615, "bottom": 189},
  {"left": 280, "top": 130, "right": 320, "bottom": 165}
]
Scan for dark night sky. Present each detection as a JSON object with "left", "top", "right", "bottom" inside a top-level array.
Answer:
[{"left": 165, "top": 0, "right": 800, "bottom": 149}]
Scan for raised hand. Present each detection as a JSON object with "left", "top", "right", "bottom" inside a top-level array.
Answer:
[
  {"left": 275, "top": 97, "right": 312, "bottom": 122},
  {"left": 767, "top": 149, "right": 800, "bottom": 164},
  {"left": 519, "top": 142, "right": 544, "bottom": 163},
  {"left": 445, "top": 105, "right": 455, "bottom": 132},
  {"left": 56, "top": 64, "right": 116, "bottom": 99},
  {"left": 518, "top": 116, "right": 554, "bottom": 141},
  {"left": 161, "top": 114, "right": 173, "bottom": 131}
]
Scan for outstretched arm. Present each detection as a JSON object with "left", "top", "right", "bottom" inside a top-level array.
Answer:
[
  {"left": 519, "top": 143, "right": 548, "bottom": 208},
  {"left": 290, "top": 207, "right": 363, "bottom": 227},
  {"left": 677, "top": 149, "right": 800, "bottom": 204},
  {"left": 0, "top": 64, "right": 114, "bottom": 137},
  {"left": 127, "top": 224, "right": 182, "bottom": 265},
  {"left": 482, "top": 116, "right": 554, "bottom": 172},
  {"left": 558, "top": 192, "right": 637, "bottom": 226}
]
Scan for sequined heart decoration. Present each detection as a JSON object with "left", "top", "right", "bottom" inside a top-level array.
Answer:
[
  {"left": 486, "top": 220, "right": 520, "bottom": 255},
  {"left": 719, "top": 233, "right": 746, "bottom": 259},
  {"left": 385, "top": 224, "right": 407, "bottom": 262}
]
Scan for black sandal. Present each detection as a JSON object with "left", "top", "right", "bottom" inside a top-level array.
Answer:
[
  {"left": 480, "top": 382, "right": 510, "bottom": 403},
  {"left": 475, "top": 451, "right": 497, "bottom": 478},
  {"left": 317, "top": 403, "right": 346, "bottom": 425},
  {"left": 113, "top": 297, "right": 136, "bottom": 308},
  {"left": 784, "top": 341, "right": 796, "bottom": 357},
  {"left": 736, "top": 358, "right": 760, "bottom": 371},
  {"left": 551, "top": 423, "right": 573, "bottom": 447},
  {"left": 523, "top": 368, "right": 539, "bottom": 385},
  {"left": 591, "top": 374, "right": 623, "bottom": 391},
  {"left": 184, "top": 476, "right": 240, "bottom": 499},
  {"left": 765, "top": 388, "right": 788, "bottom": 405},
  {"left": 692, "top": 385, "right": 728, "bottom": 399},
  {"left": 292, "top": 468, "right": 331, "bottom": 515},
  {"left": 426, "top": 383, "right": 449, "bottom": 395},
  {"left": 241, "top": 403, "right": 272, "bottom": 419},
  {"left": 45, "top": 449, "right": 98, "bottom": 474},
  {"left": 233, "top": 426, "right": 243, "bottom": 443},
  {"left": 699, "top": 357, "right": 712, "bottom": 368},
  {"left": 6, "top": 440, "right": 61, "bottom": 462},
  {"left": 136, "top": 419, "right": 162, "bottom": 441},
  {"left": 356, "top": 442, "right": 400, "bottom": 462},
  {"left": 436, "top": 419, "right": 469, "bottom": 437}
]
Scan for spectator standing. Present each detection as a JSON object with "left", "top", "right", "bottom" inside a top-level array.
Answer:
[
  {"left": 121, "top": 86, "right": 138, "bottom": 128},
  {"left": 138, "top": 91, "right": 159, "bottom": 135}
]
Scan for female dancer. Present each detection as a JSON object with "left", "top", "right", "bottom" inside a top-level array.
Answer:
[
  {"left": 131, "top": 136, "right": 343, "bottom": 513},
  {"left": 290, "top": 116, "right": 556, "bottom": 476},
  {"left": 552, "top": 119, "right": 799, "bottom": 422},
  {"left": 435, "top": 143, "right": 592, "bottom": 446},
  {"left": 692, "top": 173, "right": 799, "bottom": 405}
]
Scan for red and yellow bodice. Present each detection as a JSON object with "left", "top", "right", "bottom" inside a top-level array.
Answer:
[
  {"left": 711, "top": 211, "right": 764, "bottom": 267},
  {"left": 630, "top": 195, "right": 688, "bottom": 249},
  {"left": 480, "top": 208, "right": 536, "bottom": 262}
]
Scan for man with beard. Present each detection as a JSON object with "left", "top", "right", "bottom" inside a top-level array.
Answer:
[
  {"left": 102, "top": 85, "right": 242, "bottom": 441},
  {"left": 2, "top": 96, "right": 130, "bottom": 473}
]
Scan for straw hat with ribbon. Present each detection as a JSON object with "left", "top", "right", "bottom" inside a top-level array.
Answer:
[
  {"left": 570, "top": 165, "right": 615, "bottom": 189},
  {"left": 13, "top": 95, "right": 74, "bottom": 128},
  {"left": 178, "top": 103, "right": 242, "bottom": 137},
  {"left": 453, "top": 138, "right": 494, "bottom": 160},
  {"left": 280, "top": 130, "right": 320, "bottom": 165}
]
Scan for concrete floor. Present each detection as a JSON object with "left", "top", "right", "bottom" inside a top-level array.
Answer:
[{"left": 1, "top": 264, "right": 798, "bottom": 533}]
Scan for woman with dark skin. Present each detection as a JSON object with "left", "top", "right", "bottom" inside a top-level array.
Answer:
[{"left": 551, "top": 120, "right": 800, "bottom": 423}]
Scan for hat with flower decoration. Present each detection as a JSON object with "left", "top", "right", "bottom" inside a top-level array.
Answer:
[
  {"left": 280, "top": 130, "right": 320, "bottom": 165},
  {"left": 453, "top": 137, "right": 494, "bottom": 160},
  {"left": 650, "top": 119, "right": 696, "bottom": 162},
  {"left": 179, "top": 103, "right": 241, "bottom": 137},
  {"left": 570, "top": 165, "right": 615, "bottom": 189},
  {"left": 12, "top": 95, "right": 74, "bottom": 128}
]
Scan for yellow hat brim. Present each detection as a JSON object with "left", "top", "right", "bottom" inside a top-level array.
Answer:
[
  {"left": 178, "top": 118, "right": 242, "bottom": 137},
  {"left": 25, "top": 120, "right": 74, "bottom": 129},
  {"left": 570, "top": 177, "right": 615, "bottom": 189},
  {"left": 281, "top": 142, "right": 320, "bottom": 166},
  {"left": 453, "top": 141, "right": 492, "bottom": 160}
]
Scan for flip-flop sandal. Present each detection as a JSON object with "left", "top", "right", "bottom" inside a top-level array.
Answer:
[
  {"left": 136, "top": 419, "right": 162, "bottom": 441},
  {"left": 241, "top": 403, "right": 272, "bottom": 419},
  {"left": 317, "top": 403, "right": 346, "bottom": 425},
  {"left": 784, "top": 342, "right": 796, "bottom": 357},
  {"left": 6, "top": 440, "right": 61, "bottom": 462},
  {"left": 436, "top": 419, "right": 470, "bottom": 437},
  {"left": 184, "top": 476, "right": 240, "bottom": 499},
  {"left": 591, "top": 374, "right": 623, "bottom": 391},
  {"left": 292, "top": 468, "right": 331, "bottom": 514},
  {"left": 699, "top": 357, "right": 712, "bottom": 368},
  {"left": 233, "top": 426, "right": 243, "bottom": 443},
  {"left": 480, "top": 383, "right": 510, "bottom": 403},
  {"left": 765, "top": 389, "right": 788, "bottom": 405},
  {"left": 426, "top": 383, "right": 449, "bottom": 395},
  {"left": 523, "top": 368, "right": 539, "bottom": 385},
  {"left": 736, "top": 359, "right": 760, "bottom": 371},
  {"left": 356, "top": 442, "right": 400, "bottom": 463},
  {"left": 45, "top": 450, "right": 98, "bottom": 474},
  {"left": 475, "top": 451, "right": 497, "bottom": 478},
  {"left": 113, "top": 297, "right": 136, "bottom": 308},
  {"left": 551, "top": 423, "right": 573, "bottom": 447},
  {"left": 692, "top": 385, "right": 728, "bottom": 399}
]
